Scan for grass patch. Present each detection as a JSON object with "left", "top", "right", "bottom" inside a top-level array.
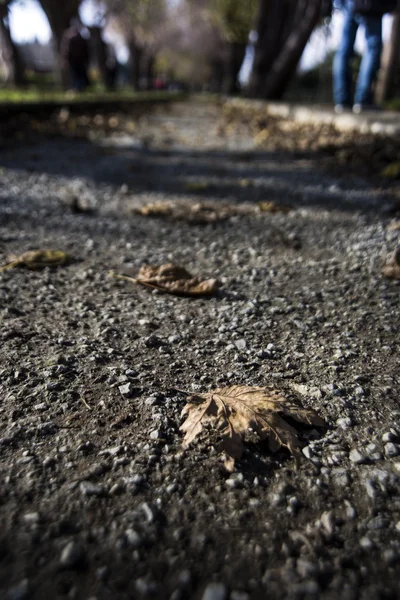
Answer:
[{"left": 0, "top": 87, "right": 186, "bottom": 105}]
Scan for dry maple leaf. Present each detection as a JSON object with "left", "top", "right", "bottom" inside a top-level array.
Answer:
[
  {"left": 0, "top": 250, "right": 73, "bottom": 272},
  {"left": 382, "top": 247, "right": 400, "bottom": 280},
  {"left": 180, "top": 385, "right": 325, "bottom": 465},
  {"left": 110, "top": 263, "right": 218, "bottom": 297}
]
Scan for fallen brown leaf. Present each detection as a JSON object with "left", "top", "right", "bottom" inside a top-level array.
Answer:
[
  {"left": 381, "top": 162, "right": 400, "bottom": 179},
  {"left": 258, "top": 201, "right": 293, "bottom": 213},
  {"left": 135, "top": 201, "right": 173, "bottom": 218},
  {"left": 382, "top": 247, "right": 400, "bottom": 280},
  {"left": 239, "top": 178, "right": 253, "bottom": 188},
  {"left": 180, "top": 385, "right": 325, "bottom": 467},
  {"left": 135, "top": 201, "right": 247, "bottom": 224},
  {"left": 387, "top": 221, "right": 400, "bottom": 232},
  {"left": 110, "top": 263, "right": 218, "bottom": 297},
  {"left": 0, "top": 250, "right": 73, "bottom": 272},
  {"left": 254, "top": 129, "right": 270, "bottom": 145}
]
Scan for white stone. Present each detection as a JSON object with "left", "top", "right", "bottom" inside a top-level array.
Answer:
[
  {"left": 201, "top": 583, "right": 228, "bottom": 600},
  {"left": 384, "top": 443, "right": 400, "bottom": 457},
  {"left": 349, "top": 449, "right": 367, "bottom": 464}
]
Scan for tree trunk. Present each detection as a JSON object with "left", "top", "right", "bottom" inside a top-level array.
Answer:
[
  {"left": 0, "top": 3, "right": 25, "bottom": 86},
  {"left": 144, "top": 54, "right": 155, "bottom": 90},
  {"left": 224, "top": 42, "right": 247, "bottom": 95},
  {"left": 210, "top": 58, "right": 225, "bottom": 93},
  {"left": 38, "top": 0, "right": 81, "bottom": 49},
  {"left": 248, "top": 0, "right": 294, "bottom": 96},
  {"left": 129, "top": 41, "right": 142, "bottom": 90},
  {"left": 249, "top": 0, "right": 322, "bottom": 99},
  {"left": 38, "top": 0, "right": 81, "bottom": 86},
  {"left": 376, "top": 14, "right": 400, "bottom": 103}
]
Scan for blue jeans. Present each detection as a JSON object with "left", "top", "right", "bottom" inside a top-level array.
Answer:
[{"left": 333, "top": 2, "right": 382, "bottom": 105}]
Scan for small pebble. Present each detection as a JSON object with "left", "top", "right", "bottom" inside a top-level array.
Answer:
[
  {"left": 80, "top": 481, "right": 106, "bottom": 497},
  {"left": 382, "top": 432, "right": 399, "bottom": 443},
  {"left": 296, "top": 558, "right": 317, "bottom": 578},
  {"left": 143, "top": 335, "right": 164, "bottom": 348},
  {"left": 364, "top": 478, "right": 378, "bottom": 500},
  {"left": 141, "top": 502, "right": 158, "bottom": 523},
  {"left": 178, "top": 570, "right": 192, "bottom": 588},
  {"left": 288, "top": 496, "right": 301, "bottom": 511},
  {"left": 230, "top": 593, "right": 250, "bottom": 600},
  {"left": 349, "top": 449, "right": 368, "bottom": 464},
  {"left": 59, "top": 541, "right": 86, "bottom": 569},
  {"left": 383, "top": 549, "right": 399, "bottom": 565},
  {"left": 332, "top": 468, "right": 350, "bottom": 487},
  {"left": 166, "top": 483, "right": 178, "bottom": 494},
  {"left": 248, "top": 498, "right": 260, "bottom": 507},
  {"left": 109, "top": 483, "right": 125, "bottom": 495},
  {"left": 321, "top": 511, "right": 336, "bottom": 536},
  {"left": 359, "top": 537, "right": 374, "bottom": 550},
  {"left": 119, "top": 383, "right": 134, "bottom": 398},
  {"left": 201, "top": 582, "right": 228, "bottom": 600},
  {"left": 234, "top": 339, "right": 246, "bottom": 351},
  {"left": 344, "top": 500, "right": 356, "bottom": 520},
  {"left": 125, "top": 529, "right": 142, "bottom": 548},
  {"left": 129, "top": 474, "right": 145, "bottom": 485},
  {"left": 337, "top": 417, "right": 352, "bottom": 430},
  {"left": 99, "top": 446, "right": 122, "bottom": 456},
  {"left": 384, "top": 443, "right": 400, "bottom": 458},
  {"left": 5, "top": 579, "right": 29, "bottom": 600},
  {"left": 22, "top": 512, "right": 40, "bottom": 524}
]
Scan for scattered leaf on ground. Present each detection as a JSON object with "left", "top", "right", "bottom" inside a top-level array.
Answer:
[
  {"left": 135, "top": 201, "right": 174, "bottom": 218},
  {"left": 381, "top": 162, "right": 400, "bottom": 179},
  {"left": 254, "top": 129, "right": 270, "bottom": 145},
  {"left": 110, "top": 263, "right": 218, "bottom": 297},
  {"left": 135, "top": 201, "right": 248, "bottom": 224},
  {"left": 258, "top": 201, "right": 293, "bottom": 213},
  {"left": 184, "top": 181, "right": 211, "bottom": 192},
  {"left": 382, "top": 247, "right": 400, "bottom": 279},
  {"left": 180, "top": 385, "right": 325, "bottom": 467},
  {"left": 388, "top": 221, "right": 400, "bottom": 232},
  {"left": 0, "top": 250, "right": 73, "bottom": 272},
  {"left": 239, "top": 178, "right": 253, "bottom": 188}
]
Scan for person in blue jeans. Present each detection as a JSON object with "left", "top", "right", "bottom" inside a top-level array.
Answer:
[{"left": 333, "top": 0, "right": 383, "bottom": 113}]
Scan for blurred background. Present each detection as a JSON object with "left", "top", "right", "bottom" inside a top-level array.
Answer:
[{"left": 0, "top": 0, "right": 399, "bottom": 106}]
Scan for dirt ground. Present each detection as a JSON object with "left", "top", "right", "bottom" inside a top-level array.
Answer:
[{"left": 0, "top": 100, "right": 399, "bottom": 600}]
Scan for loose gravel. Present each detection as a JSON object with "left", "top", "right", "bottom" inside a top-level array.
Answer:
[{"left": 0, "top": 101, "right": 399, "bottom": 600}]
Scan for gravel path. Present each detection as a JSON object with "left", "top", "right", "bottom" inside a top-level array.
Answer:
[{"left": 0, "top": 101, "right": 399, "bottom": 600}]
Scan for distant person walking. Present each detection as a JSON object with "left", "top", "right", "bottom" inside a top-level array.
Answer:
[
  {"left": 61, "top": 19, "right": 90, "bottom": 92},
  {"left": 333, "top": 0, "right": 397, "bottom": 114}
]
